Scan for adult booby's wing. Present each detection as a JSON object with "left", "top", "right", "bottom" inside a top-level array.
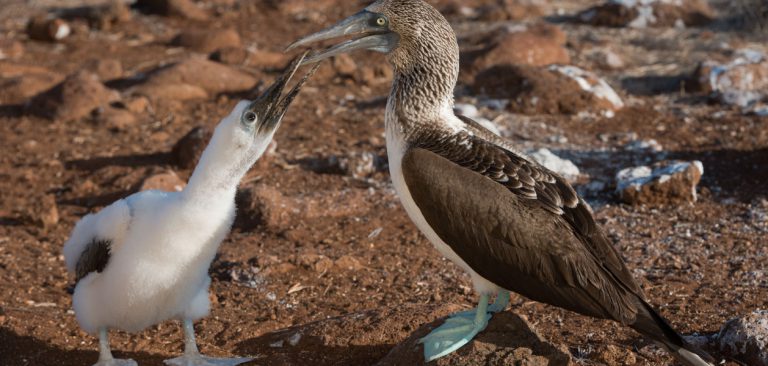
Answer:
[{"left": 401, "top": 118, "right": 644, "bottom": 324}]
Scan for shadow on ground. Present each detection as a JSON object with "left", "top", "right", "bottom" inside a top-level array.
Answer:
[
  {"left": 555, "top": 147, "right": 768, "bottom": 204},
  {"left": 0, "top": 327, "right": 166, "bottom": 366},
  {"left": 236, "top": 303, "right": 571, "bottom": 366},
  {"left": 65, "top": 152, "right": 171, "bottom": 171},
  {"left": 236, "top": 303, "right": 461, "bottom": 366}
]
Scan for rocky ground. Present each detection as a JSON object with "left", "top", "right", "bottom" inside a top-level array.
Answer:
[{"left": 0, "top": 0, "right": 767, "bottom": 365}]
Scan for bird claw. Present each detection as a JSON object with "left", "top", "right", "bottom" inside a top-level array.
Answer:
[
  {"left": 93, "top": 359, "right": 138, "bottom": 366},
  {"left": 163, "top": 354, "right": 253, "bottom": 366}
]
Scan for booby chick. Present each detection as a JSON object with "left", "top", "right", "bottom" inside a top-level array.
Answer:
[
  {"left": 288, "top": 1, "right": 716, "bottom": 365},
  {"left": 63, "top": 53, "right": 318, "bottom": 366}
]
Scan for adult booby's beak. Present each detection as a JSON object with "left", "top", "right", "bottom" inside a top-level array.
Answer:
[
  {"left": 286, "top": 10, "right": 399, "bottom": 65},
  {"left": 247, "top": 51, "right": 319, "bottom": 134}
]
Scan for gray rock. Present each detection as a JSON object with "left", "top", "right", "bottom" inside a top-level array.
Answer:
[
  {"left": 454, "top": 103, "right": 479, "bottom": 118},
  {"left": 529, "top": 148, "right": 580, "bottom": 180},
  {"left": 691, "top": 49, "right": 768, "bottom": 114},
  {"left": 454, "top": 103, "right": 501, "bottom": 136},
  {"left": 718, "top": 310, "right": 768, "bottom": 366},
  {"left": 616, "top": 160, "right": 703, "bottom": 205},
  {"left": 625, "top": 138, "right": 663, "bottom": 152}
]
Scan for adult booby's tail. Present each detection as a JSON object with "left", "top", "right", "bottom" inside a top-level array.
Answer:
[{"left": 631, "top": 299, "right": 715, "bottom": 366}]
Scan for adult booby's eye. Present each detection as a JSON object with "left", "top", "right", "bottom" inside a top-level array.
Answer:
[
  {"left": 376, "top": 17, "right": 386, "bottom": 26},
  {"left": 243, "top": 111, "right": 257, "bottom": 124}
]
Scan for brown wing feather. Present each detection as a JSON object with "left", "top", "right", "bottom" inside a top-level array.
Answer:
[
  {"left": 422, "top": 117, "right": 642, "bottom": 296},
  {"left": 403, "top": 123, "right": 646, "bottom": 323},
  {"left": 75, "top": 238, "right": 112, "bottom": 282}
]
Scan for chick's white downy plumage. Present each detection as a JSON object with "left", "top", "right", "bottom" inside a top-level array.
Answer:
[{"left": 63, "top": 54, "right": 317, "bottom": 366}]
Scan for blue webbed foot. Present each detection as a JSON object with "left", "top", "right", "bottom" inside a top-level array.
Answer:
[
  {"left": 163, "top": 354, "right": 252, "bottom": 366},
  {"left": 421, "top": 293, "right": 504, "bottom": 362},
  {"left": 420, "top": 310, "right": 491, "bottom": 361},
  {"left": 93, "top": 359, "right": 137, "bottom": 366}
]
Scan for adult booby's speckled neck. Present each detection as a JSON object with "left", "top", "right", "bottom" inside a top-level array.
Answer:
[
  {"left": 288, "top": 1, "right": 715, "bottom": 365},
  {"left": 62, "top": 54, "right": 318, "bottom": 366}
]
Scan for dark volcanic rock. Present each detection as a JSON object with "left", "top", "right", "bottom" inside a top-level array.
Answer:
[
  {"left": 135, "top": 0, "right": 209, "bottom": 20},
  {"left": 377, "top": 310, "right": 571, "bottom": 366},
  {"left": 577, "top": 2, "right": 637, "bottom": 27},
  {"left": 57, "top": 0, "right": 132, "bottom": 30}
]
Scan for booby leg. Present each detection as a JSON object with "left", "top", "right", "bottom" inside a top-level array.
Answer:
[
  {"left": 163, "top": 320, "right": 252, "bottom": 366},
  {"left": 444, "top": 290, "right": 510, "bottom": 319},
  {"left": 420, "top": 294, "right": 494, "bottom": 361},
  {"left": 93, "top": 328, "right": 137, "bottom": 366},
  {"left": 488, "top": 290, "right": 510, "bottom": 313}
]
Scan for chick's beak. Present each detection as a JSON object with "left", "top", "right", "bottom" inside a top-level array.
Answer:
[
  {"left": 247, "top": 51, "right": 319, "bottom": 133},
  {"left": 287, "top": 10, "right": 399, "bottom": 65}
]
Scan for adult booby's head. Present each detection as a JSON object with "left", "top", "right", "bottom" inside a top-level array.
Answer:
[
  {"left": 288, "top": 0, "right": 459, "bottom": 125},
  {"left": 287, "top": 0, "right": 458, "bottom": 77},
  {"left": 187, "top": 53, "right": 318, "bottom": 193}
]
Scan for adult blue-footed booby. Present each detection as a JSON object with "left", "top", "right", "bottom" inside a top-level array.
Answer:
[
  {"left": 288, "top": 1, "right": 716, "bottom": 365},
  {"left": 62, "top": 54, "right": 317, "bottom": 366}
]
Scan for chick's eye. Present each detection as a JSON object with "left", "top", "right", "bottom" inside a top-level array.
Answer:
[
  {"left": 244, "top": 112, "right": 257, "bottom": 124},
  {"left": 376, "top": 17, "right": 386, "bottom": 26}
]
